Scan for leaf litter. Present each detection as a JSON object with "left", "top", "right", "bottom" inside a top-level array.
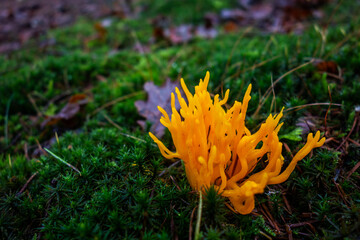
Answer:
[{"left": 135, "top": 79, "right": 184, "bottom": 138}]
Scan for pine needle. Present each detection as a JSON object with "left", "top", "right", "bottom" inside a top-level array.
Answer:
[{"left": 44, "top": 148, "right": 81, "bottom": 176}]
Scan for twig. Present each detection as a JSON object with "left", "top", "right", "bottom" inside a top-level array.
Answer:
[
  {"left": 285, "top": 224, "right": 293, "bottom": 240},
  {"left": 283, "top": 103, "right": 342, "bottom": 113},
  {"left": 44, "top": 148, "right": 81, "bottom": 176},
  {"left": 318, "top": 71, "right": 344, "bottom": 82},
  {"left": 348, "top": 138, "right": 360, "bottom": 146},
  {"left": 270, "top": 75, "right": 276, "bottom": 113},
  {"left": 323, "top": 0, "right": 344, "bottom": 29},
  {"left": 217, "top": 27, "right": 252, "bottom": 93},
  {"left": 170, "top": 175, "right": 181, "bottom": 191},
  {"left": 259, "top": 231, "right": 273, "bottom": 240},
  {"left": 194, "top": 191, "right": 203, "bottom": 240},
  {"left": 159, "top": 160, "right": 181, "bottom": 177},
  {"left": 289, "top": 220, "right": 318, "bottom": 228},
  {"left": 261, "top": 203, "right": 281, "bottom": 234},
  {"left": 16, "top": 172, "right": 39, "bottom": 197},
  {"left": 282, "top": 192, "right": 292, "bottom": 214},
  {"left": 8, "top": 154, "right": 12, "bottom": 167},
  {"left": 324, "top": 85, "right": 332, "bottom": 136},
  {"left": 189, "top": 206, "right": 197, "bottom": 240},
  {"left": 35, "top": 139, "right": 48, "bottom": 156},
  {"left": 252, "top": 60, "right": 314, "bottom": 118},
  {"left": 91, "top": 91, "right": 144, "bottom": 116},
  {"left": 324, "top": 29, "right": 360, "bottom": 60},
  {"left": 240, "top": 55, "right": 280, "bottom": 75},
  {"left": 336, "top": 112, "right": 359, "bottom": 151},
  {"left": 346, "top": 161, "right": 360, "bottom": 180},
  {"left": 27, "top": 93, "right": 44, "bottom": 117},
  {"left": 332, "top": 179, "right": 351, "bottom": 208},
  {"left": 24, "top": 143, "right": 30, "bottom": 160},
  {"left": 102, "top": 113, "right": 151, "bottom": 144}
]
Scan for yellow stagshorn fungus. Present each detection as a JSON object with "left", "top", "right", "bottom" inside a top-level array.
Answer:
[{"left": 149, "top": 72, "right": 325, "bottom": 214}]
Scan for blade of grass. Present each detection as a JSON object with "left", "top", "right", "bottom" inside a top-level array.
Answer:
[
  {"left": 16, "top": 171, "right": 39, "bottom": 197},
  {"left": 4, "top": 94, "right": 14, "bottom": 146},
  {"left": 44, "top": 147, "right": 81, "bottom": 176},
  {"left": 252, "top": 60, "right": 314, "bottom": 119},
  {"left": 91, "top": 91, "right": 144, "bottom": 116}
]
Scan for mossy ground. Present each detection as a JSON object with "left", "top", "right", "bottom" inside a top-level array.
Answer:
[{"left": 1, "top": 1, "right": 359, "bottom": 239}]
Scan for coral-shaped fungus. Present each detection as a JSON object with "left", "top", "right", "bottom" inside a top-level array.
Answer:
[{"left": 149, "top": 72, "right": 325, "bottom": 214}]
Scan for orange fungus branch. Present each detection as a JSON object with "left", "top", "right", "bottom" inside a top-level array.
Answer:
[{"left": 149, "top": 71, "right": 325, "bottom": 214}]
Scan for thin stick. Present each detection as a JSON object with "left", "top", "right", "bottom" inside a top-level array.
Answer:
[
  {"left": 194, "top": 191, "right": 203, "bottom": 240},
  {"left": 44, "top": 148, "right": 81, "bottom": 175},
  {"left": 240, "top": 55, "right": 280, "bottom": 74},
  {"left": 284, "top": 102, "right": 342, "bottom": 113},
  {"left": 91, "top": 91, "right": 144, "bottom": 116},
  {"left": 289, "top": 220, "right": 318, "bottom": 228},
  {"left": 336, "top": 112, "right": 359, "bottom": 151},
  {"left": 24, "top": 143, "right": 30, "bottom": 160},
  {"left": 102, "top": 113, "right": 150, "bottom": 144},
  {"left": 189, "top": 207, "right": 197, "bottom": 240},
  {"left": 259, "top": 231, "right": 273, "bottom": 240},
  {"left": 270, "top": 74, "right": 276, "bottom": 113},
  {"left": 346, "top": 161, "right": 360, "bottom": 180},
  {"left": 252, "top": 60, "right": 314, "bottom": 118},
  {"left": 35, "top": 139, "right": 48, "bottom": 156},
  {"left": 16, "top": 171, "right": 39, "bottom": 197},
  {"left": 8, "top": 154, "right": 12, "bottom": 167},
  {"left": 324, "top": 85, "right": 332, "bottom": 136},
  {"left": 324, "top": 29, "right": 360, "bottom": 60},
  {"left": 27, "top": 93, "right": 44, "bottom": 117},
  {"left": 217, "top": 27, "right": 252, "bottom": 93},
  {"left": 159, "top": 160, "right": 181, "bottom": 177}
]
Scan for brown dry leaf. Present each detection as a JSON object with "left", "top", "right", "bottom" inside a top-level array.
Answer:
[
  {"left": 315, "top": 61, "right": 339, "bottom": 75},
  {"left": 135, "top": 79, "right": 182, "bottom": 138},
  {"left": 296, "top": 116, "right": 317, "bottom": 134},
  {"left": 41, "top": 93, "right": 88, "bottom": 129}
]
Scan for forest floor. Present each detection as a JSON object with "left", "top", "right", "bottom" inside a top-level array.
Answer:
[{"left": 1, "top": 0, "right": 359, "bottom": 239}]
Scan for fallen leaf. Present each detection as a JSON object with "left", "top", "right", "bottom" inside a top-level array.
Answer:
[
  {"left": 135, "top": 79, "right": 183, "bottom": 138},
  {"left": 296, "top": 116, "right": 317, "bottom": 134},
  {"left": 315, "top": 60, "right": 339, "bottom": 75},
  {"left": 41, "top": 93, "right": 88, "bottom": 129}
]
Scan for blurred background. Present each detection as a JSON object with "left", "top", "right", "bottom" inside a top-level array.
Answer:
[{"left": 0, "top": 0, "right": 330, "bottom": 54}]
